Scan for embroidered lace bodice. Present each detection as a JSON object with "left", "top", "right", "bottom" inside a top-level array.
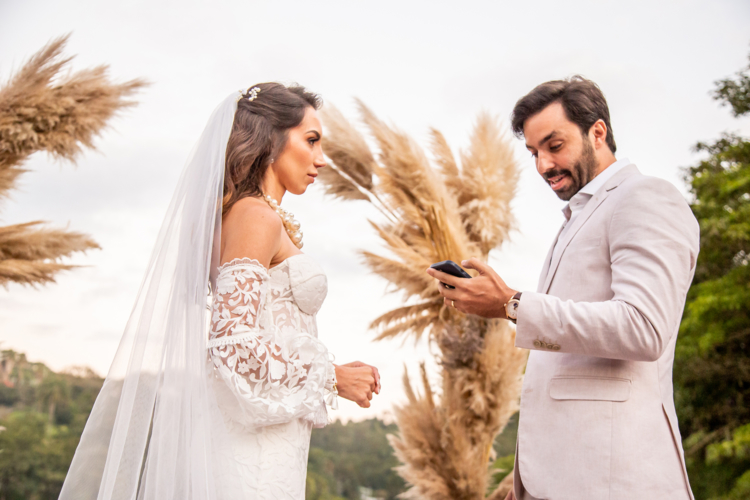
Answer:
[
  {"left": 208, "top": 254, "right": 335, "bottom": 499},
  {"left": 208, "top": 254, "right": 335, "bottom": 428}
]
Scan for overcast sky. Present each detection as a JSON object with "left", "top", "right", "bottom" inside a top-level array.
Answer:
[{"left": 1, "top": 0, "right": 749, "bottom": 422}]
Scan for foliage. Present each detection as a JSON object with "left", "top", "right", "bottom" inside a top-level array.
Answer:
[
  {"left": 487, "top": 454, "right": 514, "bottom": 493},
  {"left": 307, "top": 448, "right": 347, "bottom": 500},
  {"left": 0, "top": 35, "right": 145, "bottom": 286},
  {"left": 676, "top": 50, "right": 750, "bottom": 500},
  {"left": 492, "top": 411, "right": 518, "bottom": 458},
  {"left": 1, "top": 349, "right": 411, "bottom": 500},
  {"left": 318, "top": 102, "right": 526, "bottom": 499},
  {"left": 706, "top": 424, "right": 750, "bottom": 464},
  {"left": 713, "top": 54, "right": 750, "bottom": 117},
  {"left": 0, "top": 350, "right": 102, "bottom": 500},
  {"left": 308, "top": 419, "right": 405, "bottom": 499},
  {"left": 307, "top": 416, "right": 522, "bottom": 499}
]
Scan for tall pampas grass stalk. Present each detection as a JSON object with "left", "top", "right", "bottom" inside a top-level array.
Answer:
[
  {"left": 318, "top": 101, "right": 528, "bottom": 499},
  {"left": 0, "top": 34, "right": 146, "bottom": 286}
]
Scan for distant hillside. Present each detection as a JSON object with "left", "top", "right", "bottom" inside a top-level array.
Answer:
[
  {"left": 0, "top": 350, "right": 516, "bottom": 500},
  {"left": 0, "top": 349, "right": 103, "bottom": 499},
  {"left": 308, "top": 419, "right": 405, "bottom": 499}
]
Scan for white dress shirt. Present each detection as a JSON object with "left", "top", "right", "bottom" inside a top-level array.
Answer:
[{"left": 551, "top": 157, "right": 631, "bottom": 262}]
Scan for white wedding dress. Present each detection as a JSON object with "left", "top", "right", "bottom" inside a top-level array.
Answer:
[
  {"left": 207, "top": 254, "right": 336, "bottom": 499},
  {"left": 61, "top": 93, "right": 339, "bottom": 500}
]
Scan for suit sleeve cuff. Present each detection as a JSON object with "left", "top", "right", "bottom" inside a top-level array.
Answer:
[{"left": 515, "top": 291, "right": 561, "bottom": 351}]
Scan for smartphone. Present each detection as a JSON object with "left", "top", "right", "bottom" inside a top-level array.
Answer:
[{"left": 430, "top": 260, "right": 471, "bottom": 289}]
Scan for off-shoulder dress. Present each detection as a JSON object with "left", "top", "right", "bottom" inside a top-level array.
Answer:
[{"left": 208, "top": 254, "right": 337, "bottom": 499}]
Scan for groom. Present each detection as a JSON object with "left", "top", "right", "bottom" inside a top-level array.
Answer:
[{"left": 427, "top": 76, "right": 698, "bottom": 499}]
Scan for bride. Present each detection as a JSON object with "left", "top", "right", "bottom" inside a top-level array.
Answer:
[{"left": 60, "top": 83, "right": 380, "bottom": 500}]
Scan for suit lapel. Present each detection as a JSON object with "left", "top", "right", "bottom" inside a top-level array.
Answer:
[
  {"left": 541, "top": 164, "right": 639, "bottom": 294},
  {"left": 537, "top": 224, "right": 565, "bottom": 293}
]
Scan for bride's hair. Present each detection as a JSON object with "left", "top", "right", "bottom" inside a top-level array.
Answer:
[{"left": 223, "top": 82, "right": 322, "bottom": 215}]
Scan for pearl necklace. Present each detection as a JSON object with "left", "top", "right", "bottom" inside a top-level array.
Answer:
[{"left": 264, "top": 195, "right": 303, "bottom": 249}]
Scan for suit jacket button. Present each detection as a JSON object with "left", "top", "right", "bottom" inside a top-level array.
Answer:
[
  {"left": 533, "top": 340, "right": 542, "bottom": 348},
  {"left": 552, "top": 344, "right": 561, "bottom": 351}
]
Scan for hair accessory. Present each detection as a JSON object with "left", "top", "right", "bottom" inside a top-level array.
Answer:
[{"left": 246, "top": 86, "right": 261, "bottom": 102}]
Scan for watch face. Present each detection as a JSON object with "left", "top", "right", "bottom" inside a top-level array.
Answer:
[{"left": 506, "top": 299, "right": 520, "bottom": 319}]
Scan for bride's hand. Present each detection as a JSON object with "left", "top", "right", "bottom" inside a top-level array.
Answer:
[{"left": 334, "top": 361, "right": 380, "bottom": 408}]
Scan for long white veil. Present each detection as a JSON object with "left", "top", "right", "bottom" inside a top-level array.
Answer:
[{"left": 60, "top": 92, "right": 241, "bottom": 500}]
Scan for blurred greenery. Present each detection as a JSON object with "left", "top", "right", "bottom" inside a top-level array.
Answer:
[
  {"left": 307, "top": 418, "right": 405, "bottom": 499},
  {"left": 306, "top": 413, "right": 518, "bottom": 500},
  {"left": 676, "top": 51, "right": 750, "bottom": 500},
  {"left": 0, "top": 346, "right": 521, "bottom": 500},
  {"left": 0, "top": 350, "right": 102, "bottom": 500},
  {"left": 487, "top": 453, "right": 515, "bottom": 495}
]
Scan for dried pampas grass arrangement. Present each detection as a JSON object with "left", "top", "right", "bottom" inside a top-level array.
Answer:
[
  {"left": 0, "top": 34, "right": 146, "bottom": 286},
  {"left": 318, "top": 101, "right": 528, "bottom": 499}
]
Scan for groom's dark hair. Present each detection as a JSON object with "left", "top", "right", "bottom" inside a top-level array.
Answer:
[{"left": 511, "top": 76, "right": 617, "bottom": 153}]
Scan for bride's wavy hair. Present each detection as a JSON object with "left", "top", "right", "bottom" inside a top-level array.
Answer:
[{"left": 223, "top": 82, "right": 322, "bottom": 215}]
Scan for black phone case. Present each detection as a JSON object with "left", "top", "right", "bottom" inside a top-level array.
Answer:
[{"left": 430, "top": 260, "right": 472, "bottom": 279}]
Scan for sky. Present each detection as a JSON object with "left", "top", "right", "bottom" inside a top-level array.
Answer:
[{"left": 1, "top": 0, "right": 749, "bottom": 422}]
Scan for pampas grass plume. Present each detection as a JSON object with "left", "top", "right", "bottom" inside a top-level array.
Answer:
[
  {"left": 319, "top": 101, "right": 527, "bottom": 498},
  {"left": 0, "top": 35, "right": 146, "bottom": 286}
]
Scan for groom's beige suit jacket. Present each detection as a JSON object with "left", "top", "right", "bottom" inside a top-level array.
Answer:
[{"left": 512, "top": 163, "right": 698, "bottom": 500}]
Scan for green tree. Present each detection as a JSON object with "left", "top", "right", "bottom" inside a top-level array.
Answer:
[
  {"left": 0, "top": 411, "right": 46, "bottom": 499},
  {"left": 0, "top": 351, "right": 103, "bottom": 499},
  {"left": 306, "top": 448, "right": 347, "bottom": 500},
  {"left": 676, "top": 52, "right": 750, "bottom": 500},
  {"left": 37, "top": 375, "right": 70, "bottom": 423},
  {"left": 308, "top": 419, "right": 405, "bottom": 499},
  {"left": 0, "top": 411, "right": 76, "bottom": 500}
]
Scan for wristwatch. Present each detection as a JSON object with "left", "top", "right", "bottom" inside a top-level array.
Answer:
[{"left": 505, "top": 292, "right": 522, "bottom": 324}]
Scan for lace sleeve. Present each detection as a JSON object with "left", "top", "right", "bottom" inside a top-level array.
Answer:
[{"left": 208, "top": 260, "right": 330, "bottom": 427}]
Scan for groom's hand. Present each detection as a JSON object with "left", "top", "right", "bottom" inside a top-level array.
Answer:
[
  {"left": 426, "top": 258, "right": 516, "bottom": 319},
  {"left": 334, "top": 361, "right": 380, "bottom": 408}
]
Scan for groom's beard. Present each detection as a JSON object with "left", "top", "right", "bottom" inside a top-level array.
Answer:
[{"left": 544, "top": 138, "right": 598, "bottom": 201}]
